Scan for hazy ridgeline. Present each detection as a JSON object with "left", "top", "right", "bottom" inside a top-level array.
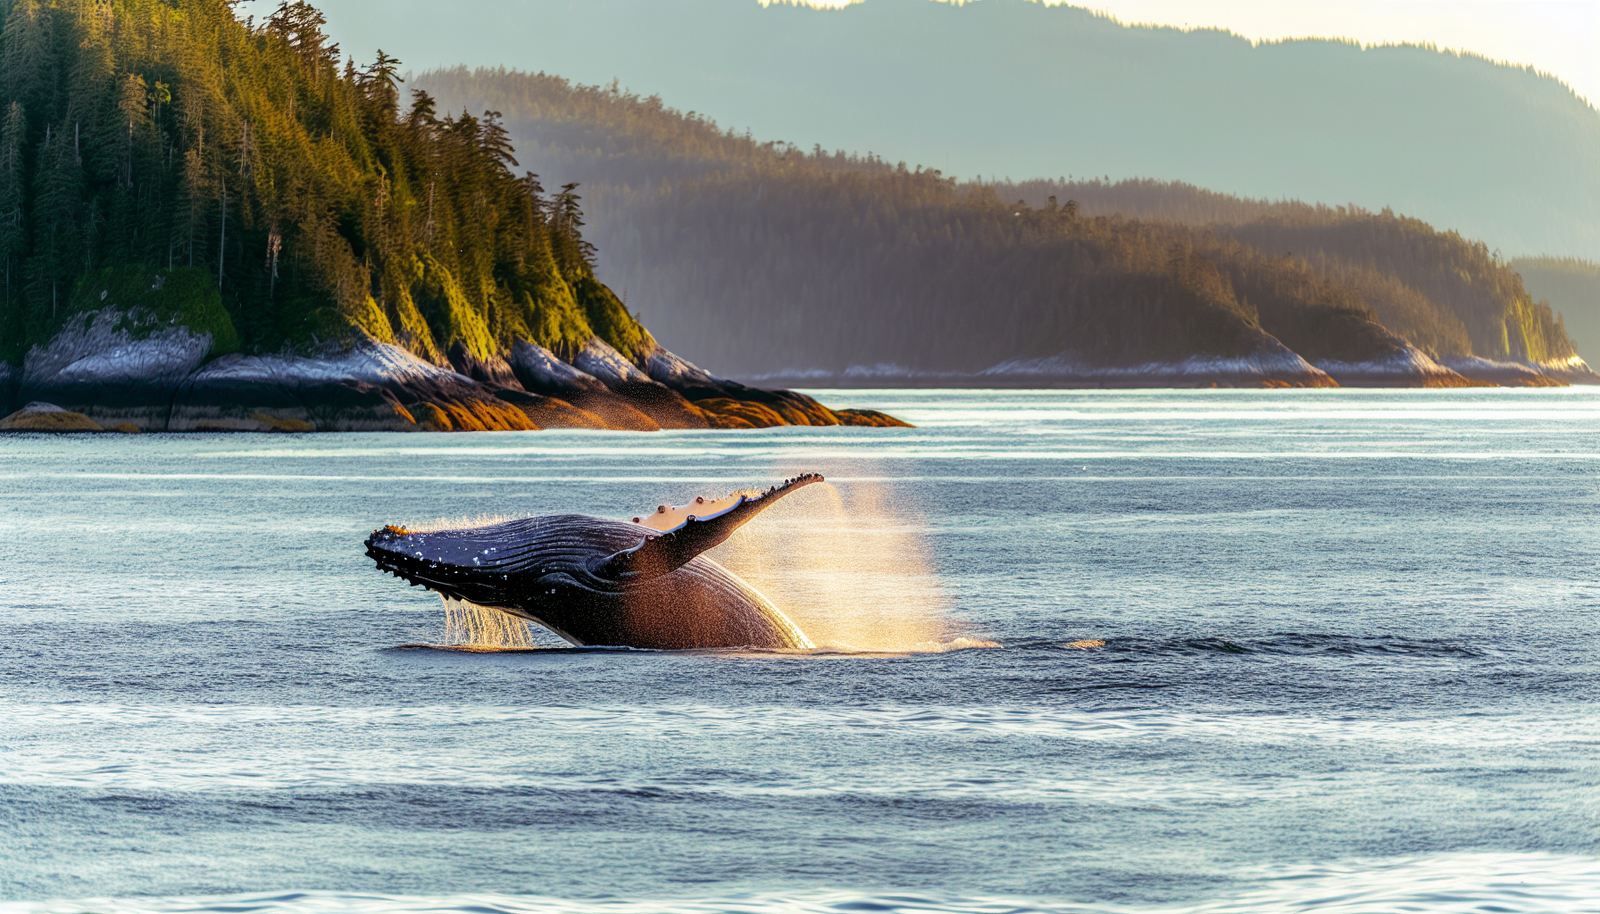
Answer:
[
  {"left": 0, "top": 0, "right": 650, "bottom": 371},
  {"left": 371, "top": 0, "right": 1598, "bottom": 261},
  {"left": 420, "top": 68, "right": 1574, "bottom": 378}
]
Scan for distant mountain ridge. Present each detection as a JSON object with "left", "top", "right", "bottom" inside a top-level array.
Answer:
[
  {"left": 420, "top": 68, "right": 1586, "bottom": 388},
  {"left": 338, "top": 0, "right": 1600, "bottom": 260}
]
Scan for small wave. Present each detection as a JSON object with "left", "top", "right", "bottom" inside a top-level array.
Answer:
[
  {"left": 7, "top": 701, "right": 1596, "bottom": 798},
  {"left": 1257, "top": 632, "right": 1485, "bottom": 658},
  {"left": 11, "top": 702, "right": 1593, "bottom": 744},
  {"left": 1081, "top": 633, "right": 1484, "bottom": 659},
  {"left": 388, "top": 644, "right": 650, "bottom": 655},
  {"left": 9, "top": 854, "right": 1600, "bottom": 913}
]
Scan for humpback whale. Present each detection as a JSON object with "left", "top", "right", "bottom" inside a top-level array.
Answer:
[{"left": 365, "top": 475, "right": 823, "bottom": 650}]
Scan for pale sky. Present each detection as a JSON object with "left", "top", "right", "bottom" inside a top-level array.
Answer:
[{"left": 783, "top": 0, "right": 1600, "bottom": 106}]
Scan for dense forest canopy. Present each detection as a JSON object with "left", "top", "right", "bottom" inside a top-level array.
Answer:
[
  {"left": 421, "top": 67, "right": 1577, "bottom": 378},
  {"left": 0, "top": 0, "right": 652, "bottom": 371}
]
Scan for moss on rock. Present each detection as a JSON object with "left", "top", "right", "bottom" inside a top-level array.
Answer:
[
  {"left": 69, "top": 267, "right": 240, "bottom": 359},
  {"left": 0, "top": 403, "right": 105, "bottom": 432}
]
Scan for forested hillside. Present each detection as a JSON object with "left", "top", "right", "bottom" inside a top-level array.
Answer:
[
  {"left": 1005, "top": 179, "right": 1579, "bottom": 363},
  {"left": 1514, "top": 258, "right": 1600, "bottom": 362},
  {"left": 0, "top": 0, "right": 649, "bottom": 371},
  {"left": 421, "top": 68, "right": 1579, "bottom": 383}
]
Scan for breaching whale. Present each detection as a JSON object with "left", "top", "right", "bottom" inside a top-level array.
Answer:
[{"left": 364, "top": 475, "right": 823, "bottom": 650}]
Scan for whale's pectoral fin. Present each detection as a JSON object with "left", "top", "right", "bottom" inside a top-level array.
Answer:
[{"left": 594, "top": 474, "right": 824, "bottom": 582}]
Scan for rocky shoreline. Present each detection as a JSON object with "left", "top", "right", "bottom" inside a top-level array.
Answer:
[
  {"left": 0, "top": 308, "right": 907, "bottom": 433},
  {"left": 8, "top": 305, "right": 1596, "bottom": 436},
  {"left": 752, "top": 348, "right": 1599, "bottom": 390}
]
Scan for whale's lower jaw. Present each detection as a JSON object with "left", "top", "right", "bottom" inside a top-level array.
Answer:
[
  {"left": 366, "top": 550, "right": 580, "bottom": 645},
  {"left": 366, "top": 545, "right": 513, "bottom": 608}
]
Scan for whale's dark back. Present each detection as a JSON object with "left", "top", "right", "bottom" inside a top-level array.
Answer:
[{"left": 366, "top": 515, "right": 812, "bottom": 650}]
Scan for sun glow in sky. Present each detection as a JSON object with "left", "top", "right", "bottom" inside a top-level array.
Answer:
[{"left": 784, "top": 0, "right": 1600, "bottom": 106}]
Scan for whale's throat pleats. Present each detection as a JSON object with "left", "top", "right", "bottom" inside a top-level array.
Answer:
[{"left": 612, "top": 555, "right": 815, "bottom": 651}]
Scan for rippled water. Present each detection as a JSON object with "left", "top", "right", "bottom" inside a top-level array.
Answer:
[{"left": 2, "top": 389, "right": 1597, "bottom": 913}]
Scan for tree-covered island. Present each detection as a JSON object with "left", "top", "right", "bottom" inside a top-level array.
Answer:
[{"left": 0, "top": 0, "right": 904, "bottom": 432}]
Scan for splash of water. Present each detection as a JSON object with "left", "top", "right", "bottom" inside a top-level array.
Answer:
[
  {"left": 710, "top": 479, "right": 995, "bottom": 653},
  {"left": 439, "top": 597, "right": 539, "bottom": 650}
]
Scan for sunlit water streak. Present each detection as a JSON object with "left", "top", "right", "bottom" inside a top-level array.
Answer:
[{"left": 3, "top": 389, "right": 1600, "bottom": 912}]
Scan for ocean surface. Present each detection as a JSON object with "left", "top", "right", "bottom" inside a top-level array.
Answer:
[{"left": 2, "top": 388, "right": 1597, "bottom": 914}]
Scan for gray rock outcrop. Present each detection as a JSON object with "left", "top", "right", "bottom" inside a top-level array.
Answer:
[
  {"left": 1315, "top": 346, "right": 1473, "bottom": 388},
  {"left": 20, "top": 308, "right": 212, "bottom": 427}
]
